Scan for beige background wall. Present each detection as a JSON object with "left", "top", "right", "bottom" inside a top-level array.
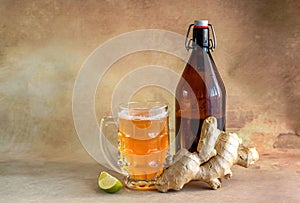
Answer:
[{"left": 0, "top": 0, "right": 299, "bottom": 161}]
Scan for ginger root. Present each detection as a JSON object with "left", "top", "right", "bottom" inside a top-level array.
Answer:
[{"left": 156, "top": 117, "right": 259, "bottom": 192}]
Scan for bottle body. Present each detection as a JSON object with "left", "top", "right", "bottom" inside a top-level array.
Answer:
[{"left": 175, "top": 23, "right": 226, "bottom": 152}]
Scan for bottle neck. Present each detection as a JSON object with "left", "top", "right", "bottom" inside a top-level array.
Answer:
[{"left": 193, "top": 27, "right": 209, "bottom": 52}]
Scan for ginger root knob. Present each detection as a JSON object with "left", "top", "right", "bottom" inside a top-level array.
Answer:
[{"left": 155, "top": 116, "right": 259, "bottom": 192}]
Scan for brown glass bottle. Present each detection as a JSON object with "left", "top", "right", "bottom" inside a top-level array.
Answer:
[{"left": 175, "top": 20, "right": 226, "bottom": 152}]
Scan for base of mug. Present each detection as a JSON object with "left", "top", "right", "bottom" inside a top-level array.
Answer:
[{"left": 124, "top": 178, "right": 157, "bottom": 190}]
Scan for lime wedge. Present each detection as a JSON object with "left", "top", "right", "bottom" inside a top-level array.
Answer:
[{"left": 98, "top": 171, "right": 123, "bottom": 193}]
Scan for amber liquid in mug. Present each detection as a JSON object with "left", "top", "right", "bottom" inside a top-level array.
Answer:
[{"left": 118, "top": 112, "right": 169, "bottom": 183}]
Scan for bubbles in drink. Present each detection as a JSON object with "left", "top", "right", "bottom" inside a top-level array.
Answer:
[
  {"left": 118, "top": 110, "right": 168, "bottom": 140},
  {"left": 148, "top": 161, "right": 158, "bottom": 168}
]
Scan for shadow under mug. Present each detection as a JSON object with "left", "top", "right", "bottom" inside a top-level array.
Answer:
[{"left": 100, "top": 102, "right": 170, "bottom": 190}]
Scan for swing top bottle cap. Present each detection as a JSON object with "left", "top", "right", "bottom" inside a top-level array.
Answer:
[{"left": 194, "top": 20, "right": 208, "bottom": 28}]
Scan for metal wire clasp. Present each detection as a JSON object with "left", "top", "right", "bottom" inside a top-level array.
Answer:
[
  {"left": 208, "top": 23, "right": 217, "bottom": 52},
  {"left": 185, "top": 23, "right": 217, "bottom": 52},
  {"left": 185, "top": 23, "right": 194, "bottom": 51}
]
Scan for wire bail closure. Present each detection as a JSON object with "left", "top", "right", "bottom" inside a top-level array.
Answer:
[
  {"left": 185, "top": 23, "right": 217, "bottom": 52},
  {"left": 185, "top": 23, "right": 194, "bottom": 51}
]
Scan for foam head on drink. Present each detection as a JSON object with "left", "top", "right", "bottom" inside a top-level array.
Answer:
[{"left": 118, "top": 109, "right": 169, "bottom": 181}]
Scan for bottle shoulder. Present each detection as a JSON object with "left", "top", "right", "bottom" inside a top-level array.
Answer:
[{"left": 177, "top": 50, "right": 226, "bottom": 97}]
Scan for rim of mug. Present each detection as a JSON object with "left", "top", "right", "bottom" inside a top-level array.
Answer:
[{"left": 118, "top": 101, "right": 168, "bottom": 112}]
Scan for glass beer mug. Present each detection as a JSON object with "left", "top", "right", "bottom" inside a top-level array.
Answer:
[{"left": 100, "top": 102, "right": 170, "bottom": 190}]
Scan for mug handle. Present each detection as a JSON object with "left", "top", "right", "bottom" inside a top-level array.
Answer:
[{"left": 99, "top": 116, "right": 122, "bottom": 173}]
